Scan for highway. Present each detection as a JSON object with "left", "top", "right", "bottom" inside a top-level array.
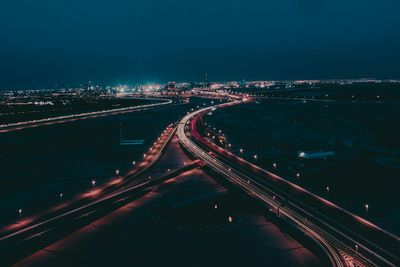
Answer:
[
  {"left": 177, "top": 99, "right": 400, "bottom": 267},
  {"left": 1, "top": 96, "right": 399, "bottom": 266},
  {"left": 0, "top": 120, "right": 198, "bottom": 265},
  {"left": 0, "top": 163, "right": 200, "bottom": 265},
  {"left": 0, "top": 97, "right": 175, "bottom": 133}
]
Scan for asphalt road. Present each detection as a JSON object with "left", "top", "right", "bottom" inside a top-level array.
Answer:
[
  {"left": 177, "top": 100, "right": 400, "bottom": 267},
  {"left": 0, "top": 122, "right": 190, "bottom": 265},
  {"left": 13, "top": 165, "right": 325, "bottom": 267},
  {"left": 0, "top": 97, "right": 174, "bottom": 133}
]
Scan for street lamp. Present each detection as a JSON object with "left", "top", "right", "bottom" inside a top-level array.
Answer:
[
  {"left": 132, "top": 161, "right": 136, "bottom": 166},
  {"left": 18, "top": 209, "right": 22, "bottom": 218},
  {"left": 91, "top": 179, "right": 96, "bottom": 187},
  {"left": 239, "top": 148, "right": 244, "bottom": 153},
  {"left": 273, "top": 162, "right": 277, "bottom": 168},
  {"left": 326, "top": 186, "right": 330, "bottom": 194},
  {"left": 365, "top": 204, "right": 369, "bottom": 214},
  {"left": 115, "top": 169, "right": 120, "bottom": 176},
  {"left": 296, "top": 173, "right": 300, "bottom": 179},
  {"left": 59, "top": 193, "right": 63, "bottom": 200},
  {"left": 253, "top": 154, "right": 258, "bottom": 160}
]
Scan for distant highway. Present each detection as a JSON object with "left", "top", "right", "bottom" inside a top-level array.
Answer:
[
  {"left": 0, "top": 97, "right": 175, "bottom": 133},
  {"left": 177, "top": 99, "right": 400, "bottom": 267}
]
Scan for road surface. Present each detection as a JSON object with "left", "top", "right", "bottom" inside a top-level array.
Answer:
[
  {"left": 177, "top": 99, "right": 400, "bottom": 267},
  {"left": 0, "top": 97, "right": 175, "bottom": 133}
]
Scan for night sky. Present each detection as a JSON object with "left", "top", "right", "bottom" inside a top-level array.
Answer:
[{"left": 1, "top": 0, "right": 400, "bottom": 89}]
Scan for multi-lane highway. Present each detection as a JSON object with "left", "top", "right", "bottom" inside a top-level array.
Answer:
[
  {"left": 0, "top": 97, "right": 175, "bottom": 133},
  {"left": 177, "top": 99, "right": 400, "bottom": 267},
  {"left": 0, "top": 121, "right": 199, "bottom": 265},
  {"left": 2, "top": 96, "right": 399, "bottom": 266}
]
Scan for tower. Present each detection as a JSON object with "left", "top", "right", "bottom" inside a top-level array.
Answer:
[{"left": 204, "top": 73, "right": 209, "bottom": 89}]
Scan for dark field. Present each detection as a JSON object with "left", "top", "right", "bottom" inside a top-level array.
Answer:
[{"left": 248, "top": 82, "right": 400, "bottom": 102}]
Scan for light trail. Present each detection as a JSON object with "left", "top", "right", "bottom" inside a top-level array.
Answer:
[
  {"left": 0, "top": 97, "right": 173, "bottom": 133},
  {"left": 0, "top": 123, "right": 177, "bottom": 238},
  {"left": 177, "top": 99, "right": 400, "bottom": 267}
]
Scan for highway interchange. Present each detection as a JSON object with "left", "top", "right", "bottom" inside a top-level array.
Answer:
[{"left": 0, "top": 95, "right": 399, "bottom": 266}]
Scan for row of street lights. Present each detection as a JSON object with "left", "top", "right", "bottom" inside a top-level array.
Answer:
[
  {"left": 202, "top": 128, "right": 359, "bottom": 214},
  {"left": 88, "top": 125, "right": 172, "bottom": 190},
  {"left": 203, "top": 128, "right": 374, "bottom": 219},
  {"left": 14, "top": 124, "right": 176, "bottom": 223}
]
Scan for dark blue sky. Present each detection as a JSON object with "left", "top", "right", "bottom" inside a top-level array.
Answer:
[{"left": 1, "top": 0, "right": 400, "bottom": 89}]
